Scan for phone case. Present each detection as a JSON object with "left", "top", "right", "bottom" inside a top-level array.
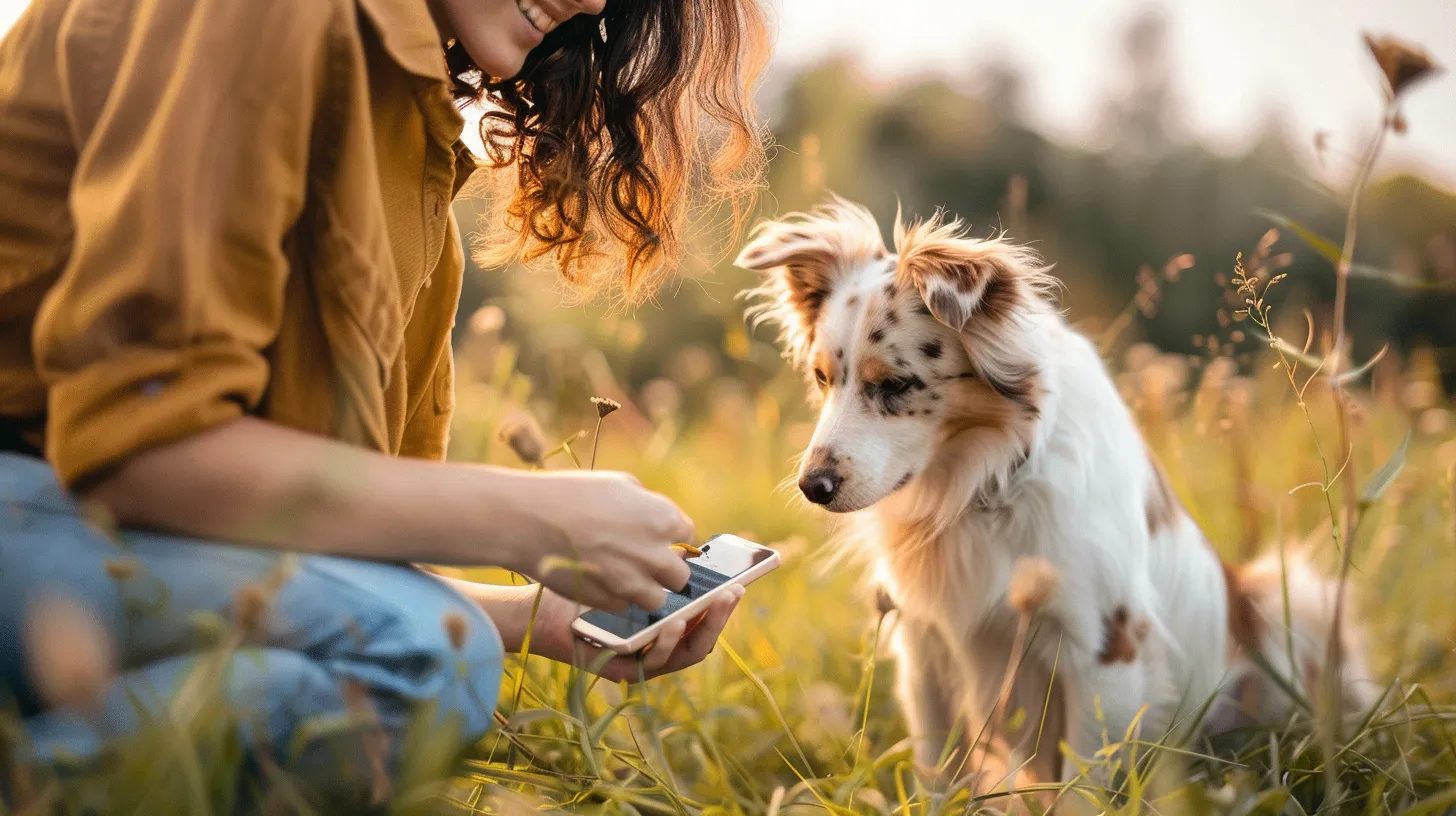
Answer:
[{"left": 571, "top": 536, "right": 780, "bottom": 654}]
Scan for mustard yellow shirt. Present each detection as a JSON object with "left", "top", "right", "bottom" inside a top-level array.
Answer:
[{"left": 0, "top": 0, "right": 476, "bottom": 487}]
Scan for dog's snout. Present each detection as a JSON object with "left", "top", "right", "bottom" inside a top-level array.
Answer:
[{"left": 799, "top": 468, "right": 843, "bottom": 505}]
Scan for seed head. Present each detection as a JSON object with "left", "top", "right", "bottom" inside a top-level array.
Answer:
[
  {"left": 24, "top": 594, "right": 116, "bottom": 712},
  {"left": 1007, "top": 556, "right": 1060, "bottom": 617},
  {"left": 104, "top": 557, "right": 139, "bottom": 581},
  {"left": 1363, "top": 33, "right": 1440, "bottom": 101},
  {"left": 443, "top": 610, "right": 470, "bottom": 651},
  {"left": 497, "top": 411, "right": 546, "bottom": 467},
  {"left": 591, "top": 396, "right": 621, "bottom": 419},
  {"left": 874, "top": 585, "right": 898, "bottom": 616},
  {"left": 234, "top": 583, "right": 270, "bottom": 640}
]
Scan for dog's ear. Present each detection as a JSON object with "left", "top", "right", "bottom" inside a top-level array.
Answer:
[
  {"left": 739, "top": 197, "right": 888, "bottom": 364},
  {"left": 895, "top": 210, "right": 1054, "bottom": 413},
  {"left": 894, "top": 210, "right": 1049, "bottom": 333}
]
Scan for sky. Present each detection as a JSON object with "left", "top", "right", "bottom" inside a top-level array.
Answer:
[{"left": 3, "top": 0, "right": 1453, "bottom": 185}]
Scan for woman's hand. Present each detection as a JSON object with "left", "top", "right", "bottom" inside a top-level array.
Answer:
[
  {"left": 463, "top": 581, "right": 743, "bottom": 683},
  {"left": 498, "top": 470, "right": 694, "bottom": 613}
]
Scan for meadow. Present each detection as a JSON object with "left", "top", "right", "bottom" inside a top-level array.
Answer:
[
  {"left": 431, "top": 241, "right": 1456, "bottom": 816},
  {"left": 5, "top": 25, "right": 1455, "bottom": 816}
]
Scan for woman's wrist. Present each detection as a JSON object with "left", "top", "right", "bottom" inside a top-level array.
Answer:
[
  {"left": 438, "top": 576, "right": 540, "bottom": 653},
  {"left": 438, "top": 465, "right": 562, "bottom": 574}
]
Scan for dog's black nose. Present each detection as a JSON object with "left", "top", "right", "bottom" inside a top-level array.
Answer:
[{"left": 799, "top": 469, "right": 842, "bottom": 505}]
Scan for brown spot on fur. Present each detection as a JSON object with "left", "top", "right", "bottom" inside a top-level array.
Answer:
[
  {"left": 868, "top": 328, "right": 885, "bottom": 344},
  {"left": 1145, "top": 448, "right": 1182, "bottom": 535},
  {"left": 1097, "top": 605, "right": 1148, "bottom": 664},
  {"left": 1222, "top": 561, "right": 1262, "bottom": 656},
  {"left": 977, "top": 272, "right": 1020, "bottom": 325},
  {"left": 846, "top": 295, "right": 860, "bottom": 308},
  {"left": 859, "top": 356, "right": 893, "bottom": 384},
  {"left": 921, "top": 339, "right": 943, "bottom": 359}
]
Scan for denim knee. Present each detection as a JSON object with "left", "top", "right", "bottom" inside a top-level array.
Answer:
[{"left": 317, "top": 563, "right": 504, "bottom": 750}]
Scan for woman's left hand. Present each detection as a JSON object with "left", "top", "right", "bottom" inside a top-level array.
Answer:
[{"left": 477, "top": 581, "right": 744, "bottom": 683}]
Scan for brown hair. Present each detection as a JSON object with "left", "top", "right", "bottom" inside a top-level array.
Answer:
[{"left": 448, "top": 0, "right": 770, "bottom": 305}]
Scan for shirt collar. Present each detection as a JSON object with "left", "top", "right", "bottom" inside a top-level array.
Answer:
[{"left": 354, "top": 0, "right": 452, "bottom": 83}]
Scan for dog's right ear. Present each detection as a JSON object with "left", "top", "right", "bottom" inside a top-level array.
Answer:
[{"left": 738, "top": 197, "right": 887, "bottom": 365}]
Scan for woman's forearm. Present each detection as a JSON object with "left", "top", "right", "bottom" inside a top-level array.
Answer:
[{"left": 83, "top": 416, "right": 541, "bottom": 567}]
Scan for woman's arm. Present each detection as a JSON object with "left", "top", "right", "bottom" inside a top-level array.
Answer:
[{"left": 86, "top": 417, "right": 692, "bottom": 611}]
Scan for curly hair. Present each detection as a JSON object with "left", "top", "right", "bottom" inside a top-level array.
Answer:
[{"left": 448, "top": 0, "right": 770, "bottom": 305}]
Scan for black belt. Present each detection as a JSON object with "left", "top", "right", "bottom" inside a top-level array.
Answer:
[{"left": 0, "top": 418, "right": 42, "bottom": 457}]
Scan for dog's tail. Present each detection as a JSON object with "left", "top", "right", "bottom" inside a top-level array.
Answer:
[{"left": 1210, "top": 551, "right": 1377, "bottom": 733}]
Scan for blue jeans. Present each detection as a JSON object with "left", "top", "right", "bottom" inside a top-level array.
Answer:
[{"left": 0, "top": 452, "right": 503, "bottom": 801}]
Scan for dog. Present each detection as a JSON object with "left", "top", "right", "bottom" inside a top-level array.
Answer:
[{"left": 739, "top": 197, "right": 1373, "bottom": 787}]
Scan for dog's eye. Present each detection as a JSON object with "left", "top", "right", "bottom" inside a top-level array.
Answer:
[
  {"left": 814, "top": 369, "right": 829, "bottom": 388},
  {"left": 880, "top": 378, "right": 913, "bottom": 397}
]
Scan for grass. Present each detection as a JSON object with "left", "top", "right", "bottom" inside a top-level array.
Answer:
[
  {"left": 4, "top": 248, "right": 1455, "bottom": 815},
  {"left": 433, "top": 298, "right": 1456, "bottom": 816}
]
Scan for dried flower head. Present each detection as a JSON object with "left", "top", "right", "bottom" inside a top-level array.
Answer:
[
  {"left": 1007, "top": 556, "right": 1060, "bottom": 616},
  {"left": 104, "top": 557, "right": 139, "bottom": 582},
  {"left": 233, "top": 583, "right": 270, "bottom": 640},
  {"left": 591, "top": 396, "right": 622, "bottom": 419},
  {"left": 874, "top": 585, "right": 898, "bottom": 616},
  {"left": 497, "top": 411, "right": 546, "bottom": 467},
  {"left": 1363, "top": 33, "right": 1441, "bottom": 100},
  {"left": 24, "top": 594, "right": 116, "bottom": 711},
  {"left": 443, "top": 610, "right": 470, "bottom": 651}
]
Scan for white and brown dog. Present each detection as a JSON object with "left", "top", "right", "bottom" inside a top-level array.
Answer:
[{"left": 739, "top": 197, "right": 1373, "bottom": 785}]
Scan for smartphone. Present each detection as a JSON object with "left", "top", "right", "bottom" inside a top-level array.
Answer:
[{"left": 570, "top": 534, "right": 780, "bottom": 654}]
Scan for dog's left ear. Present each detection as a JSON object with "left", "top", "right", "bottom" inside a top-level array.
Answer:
[{"left": 894, "top": 210, "right": 1048, "bottom": 332}]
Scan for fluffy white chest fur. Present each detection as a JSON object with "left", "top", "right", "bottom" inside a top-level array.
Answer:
[{"left": 739, "top": 197, "right": 1372, "bottom": 786}]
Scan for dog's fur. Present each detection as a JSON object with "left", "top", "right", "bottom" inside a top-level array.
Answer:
[{"left": 740, "top": 197, "right": 1374, "bottom": 786}]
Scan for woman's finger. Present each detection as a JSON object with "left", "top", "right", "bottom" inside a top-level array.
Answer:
[
  {"left": 664, "top": 586, "right": 741, "bottom": 672},
  {"left": 645, "top": 547, "right": 692, "bottom": 594},
  {"left": 624, "top": 578, "right": 667, "bottom": 612},
  {"left": 641, "top": 618, "right": 687, "bottom": 672}
]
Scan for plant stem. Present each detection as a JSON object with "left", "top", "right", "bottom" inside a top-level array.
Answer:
[
  {"left": 589, "top": 417, "right": 604, "bottom": 471},
  {"left": 1322, "top": 99, "right": 1392, "bottom": 796}
]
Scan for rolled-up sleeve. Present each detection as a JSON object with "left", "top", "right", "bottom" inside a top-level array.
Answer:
[{"left": 34, "top": 0, "right": 332, "bottom": 487}]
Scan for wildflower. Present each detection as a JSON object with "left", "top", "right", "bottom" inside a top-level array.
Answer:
[
  {"left": 588, "top": 396, "right": 621, "bottom": 470},
  {"left": 1363, "top": 33, "right": 1441, "bottom": 101},
  {"left": 590, "top": 396, "right": 621, "bottom": 419},
  {"left": 24, "top": 594, "right": 116, "bottom": 711},
  {"left": 443, "top": 610, "right": 469, "bottom": 651},
  {"left": 497, "top": 411, "right": 546, "bottom": 467},
  {"left": 1007, "top": 556, "right": 1060, "bottom": 616}
]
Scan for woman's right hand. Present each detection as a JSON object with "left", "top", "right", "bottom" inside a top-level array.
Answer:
[{"left": 502, "top": 470, "right": 694, "bottom": 613}]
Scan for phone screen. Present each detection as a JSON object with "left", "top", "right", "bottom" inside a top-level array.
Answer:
[{"left": 576, "top": 537, "right": 771, "bottom": 639}]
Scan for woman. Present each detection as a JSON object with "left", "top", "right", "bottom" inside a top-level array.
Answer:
[{"left": 0, "top": 0, "right": 767, "bottom": 801}]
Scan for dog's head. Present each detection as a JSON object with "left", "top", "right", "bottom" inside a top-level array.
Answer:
[{"left": 741, "top": 197, "right": 1054, "bottom": 514}]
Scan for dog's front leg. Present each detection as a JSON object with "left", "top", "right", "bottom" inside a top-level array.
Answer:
[{"left": 892, "top": 616, "right": 967, "bottom": 777}]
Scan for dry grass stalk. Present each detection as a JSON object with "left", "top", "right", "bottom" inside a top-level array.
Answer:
[{"left": 589, "top": 396, "right": 621, "bottom": 470}]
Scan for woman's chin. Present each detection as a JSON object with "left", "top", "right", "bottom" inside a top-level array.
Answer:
[{"left": 463, "top": 42, "right": 531, "bottom": 81}]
